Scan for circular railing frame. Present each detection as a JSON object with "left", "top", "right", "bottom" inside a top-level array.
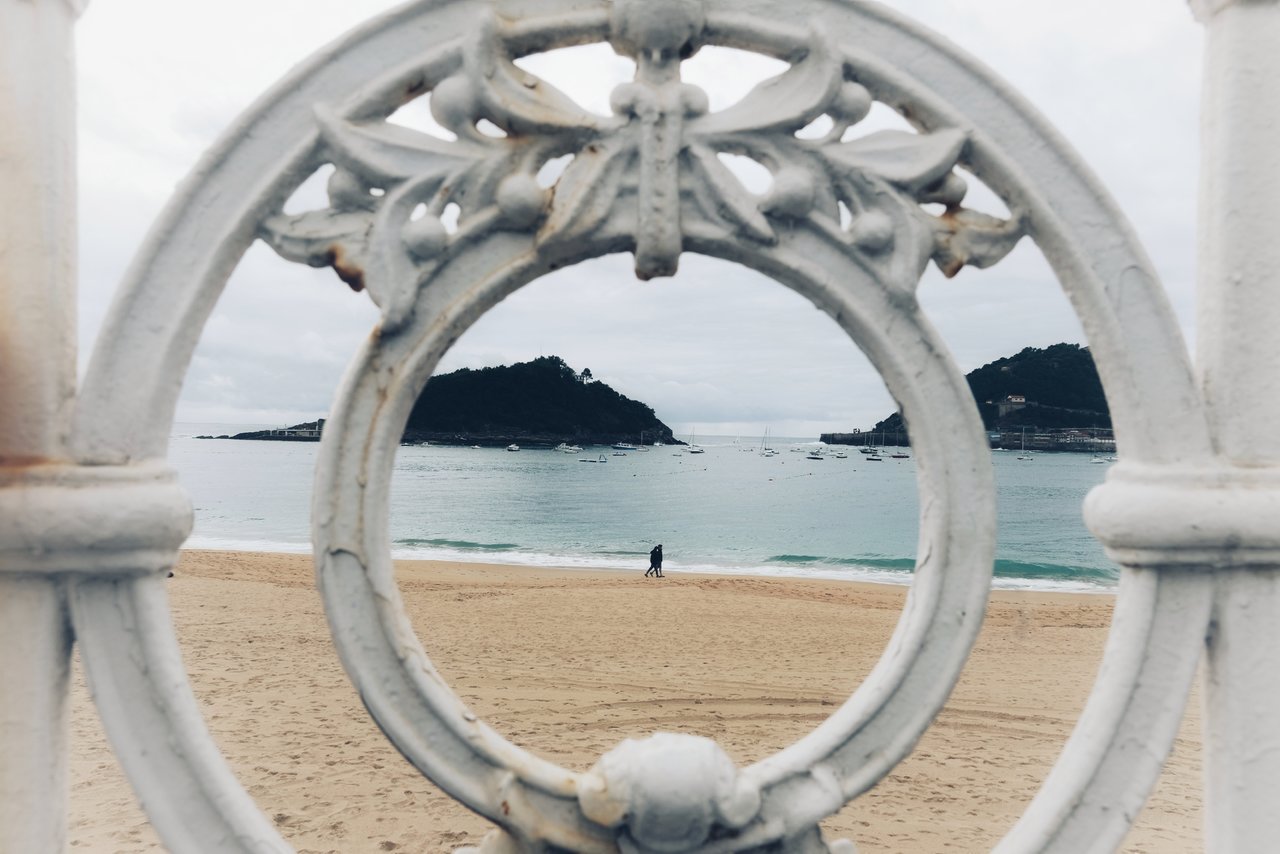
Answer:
[{"left": 68, "top": 2, "right": 1215, "bottom": 852}]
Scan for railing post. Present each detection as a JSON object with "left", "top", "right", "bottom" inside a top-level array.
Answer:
[
  {"left": 0, "top": 0, "right": 85, "bottom": 850},
  {"left": 1191, "top": 0, "right": 1280, "bottom": 849}
]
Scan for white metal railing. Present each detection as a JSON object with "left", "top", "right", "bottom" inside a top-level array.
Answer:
[{"left": 1, "top": 0, "right": 1273, "bottom": 851}]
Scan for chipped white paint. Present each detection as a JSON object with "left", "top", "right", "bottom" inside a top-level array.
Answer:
[{"left": 4, "top": 0, "right": 1278, "bottom": 851}]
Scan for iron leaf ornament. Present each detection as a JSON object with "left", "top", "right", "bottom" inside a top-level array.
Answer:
[{"left": 261, "top": 0, "right": 1025, "bottom": 331}]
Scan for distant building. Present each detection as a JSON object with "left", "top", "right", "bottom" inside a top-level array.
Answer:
[
  {"left": 997, "top": 394, "right": 1027, "bottom": 418},
  {"left": 269, "top": 419, "right": 324, "bottom": 440}
]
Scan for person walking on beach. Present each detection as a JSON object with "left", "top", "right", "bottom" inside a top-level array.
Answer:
[{"left": 646, "top": 544, "right": 664, "bottom": 578}]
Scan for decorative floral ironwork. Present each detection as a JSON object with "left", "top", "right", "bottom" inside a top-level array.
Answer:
[{"left": 261, "top": 1, "right": 1024, "bottom": 332}]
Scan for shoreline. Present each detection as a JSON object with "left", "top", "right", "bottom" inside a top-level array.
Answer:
[
  {"left": 70, "top": 550, "right": 1199, "bottom": 852},
  {"left": 180, "top": 542, "right": 1121, "bottom": 595}
]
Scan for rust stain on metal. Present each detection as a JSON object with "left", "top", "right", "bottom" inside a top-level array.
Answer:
[
  {"left": 934, "top": 210, "right": 969, "bottom": 278},
  {"left": 932, "top": 207, "right": 1025, "bottom": 278},
  {"left": 0, "top": 455, "right": 59, "bottom": 468},
  {"left": 325, "top": 245, "right": 366, "bottom": 292},
  {"left": 939, "top": 256, "right": 964, "bottom": 278}
]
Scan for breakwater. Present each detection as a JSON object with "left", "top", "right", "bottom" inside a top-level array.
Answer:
[{"left": 822, "top": 427, "right": 1117, "bottom": 454}]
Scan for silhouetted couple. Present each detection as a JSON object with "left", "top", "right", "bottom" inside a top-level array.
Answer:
[{"left": 645, "top": 544, "right": 664, "bottom": 578}]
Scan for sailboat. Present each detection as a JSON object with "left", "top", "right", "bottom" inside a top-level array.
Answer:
[
  {"left": 759, "top": 428, "right": 777, "bottom": 457},
  {"left": 1017, "top": 427, "right": 1034, "bottom": 460}
]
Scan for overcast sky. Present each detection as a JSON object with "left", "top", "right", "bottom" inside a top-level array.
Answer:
[{"left": 75, "top": 1, "right": 1203, "bottom": 438}]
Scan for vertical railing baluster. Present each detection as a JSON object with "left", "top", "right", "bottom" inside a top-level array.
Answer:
[
  {"left": 1192, "top": 0, "right": 1280, "bottom": 848},
  {"left": 0, "top": 0, "right": 84, "bottom": 850}
]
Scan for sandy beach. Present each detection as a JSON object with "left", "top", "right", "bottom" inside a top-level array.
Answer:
[{"left": 68, "top": 551, "right": 1202, "bottom": 852}]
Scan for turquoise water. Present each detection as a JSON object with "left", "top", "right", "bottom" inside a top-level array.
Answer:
[{"left": 169, "top": 428, "right": 1116, "bottom": 592}]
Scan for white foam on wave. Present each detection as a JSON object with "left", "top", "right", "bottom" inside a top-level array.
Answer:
[
  {"left": 185, "top": 535, "right": 312, "bottom": 554},
  {"left": 389, "top": 543, "right": 1117, "bottom": 593},
  {"left": 182, "top": 539, "right": 1116, "bottom": 594}
]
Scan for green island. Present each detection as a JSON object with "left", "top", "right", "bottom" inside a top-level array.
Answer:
[
  {"left": 822, "top": 343, "right": 1115, "bottom": 453},
  {"left": 208, "top": 345, "right": 1110, "bottom": 453},
  {"left": 209, "top": 356, "right": 679, "bottom": 448}
]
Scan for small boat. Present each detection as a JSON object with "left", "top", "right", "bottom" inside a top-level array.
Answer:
[
  {"left": 1090, "top": 456, "right": 1107, "bottom": 464},
  {"left": 612, "top": 451, "right": 627, "bottom": 456},
  {"left": 506, "top": 444, "right": 520, "bottom": 452},
  {"left": 866, "top": 455, "right": 884, "bottom": 461},
  {"left": 470, "top": 445, "right": 482, "bottom": 449},
  {"left": 859, "top": 447, "right": 876, "bottom": 455},
  {"left": 891, "top": 453, "right": 910, "bottom": 459},
  {"left": 806, "top": 451, "right": 825, "bottom": 460},
  {"left": 555, "top": 442, "right": 582, "bottom": 453},
  {"left": 760, "top": 428, "right": 777, "bottom": 457},
  {"left": 833, "top": 451, "right": 848, "bottom": 459},
  {"left": 579, "top": 454, "right": 608, "bottom": 463},
  {"left": 612, "top": 442, "right": 638, "bottom": 451},
  {"left": 687, "top": 445, "right": 705, "bottom": 454}
]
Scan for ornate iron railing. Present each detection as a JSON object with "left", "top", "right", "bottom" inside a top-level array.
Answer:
[{"left": 1, "top": 0, "right": 1272, "bottom": 851}]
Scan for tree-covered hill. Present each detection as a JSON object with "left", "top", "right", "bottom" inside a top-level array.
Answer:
[
  {"left": 969, "top": 343, "right": 1105, "bottom": 414},
  {"left": 403, "top": 356, "right": 678, "bottom": 446},
  {"left": 871, "top": 343, "right": 1110, "bottom": 435}
]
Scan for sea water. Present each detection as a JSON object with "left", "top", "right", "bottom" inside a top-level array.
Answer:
[{"left": 169, "top": 427, "right": 1117, "bottom": 592}]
